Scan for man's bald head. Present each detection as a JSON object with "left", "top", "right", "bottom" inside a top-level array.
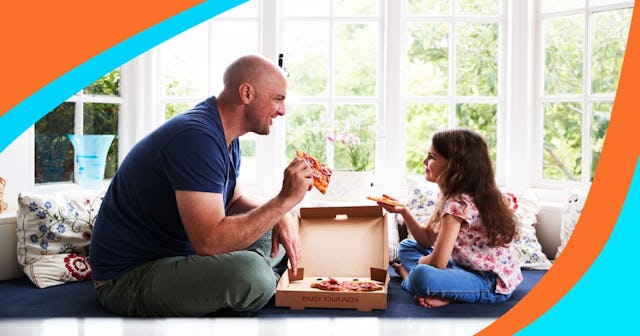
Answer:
[{"left": 222, "top": 54, "right": 285, "bottom": 94}]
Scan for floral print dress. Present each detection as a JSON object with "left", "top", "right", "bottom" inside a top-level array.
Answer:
[{"left": 443, "top": 194, "right": 523, "bottom": 294}]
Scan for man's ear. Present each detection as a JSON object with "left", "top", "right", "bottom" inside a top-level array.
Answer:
[{"left": 239, "top": 83, "right": 253, "bottom": 103}]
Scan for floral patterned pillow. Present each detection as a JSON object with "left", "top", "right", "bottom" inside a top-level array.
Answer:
[
  {"left": 16, "top": 190, "right": 104, "bottom": 288},
  {"left": 554, "top": 189, "right": 587, "bottom": 260},
  {"left": 405, "top": 182, "right": 441, "bottom": 240},
  {"left": 505, "top": 191, "right": 553, "bottom": 270}
]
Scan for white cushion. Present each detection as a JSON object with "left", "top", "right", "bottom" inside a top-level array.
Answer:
[{"left": 554, "top": 188, "right": 587, "bottom": 260}]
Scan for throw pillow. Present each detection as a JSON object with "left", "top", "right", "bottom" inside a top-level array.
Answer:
[
  {"left": 23, "top": 253, "right": 92, "bottom": 288},
  {"left": 505, "top": 191, "right": 553, "bottom": 270},
  {"left": 554, "top": 188, "right": 588, "bottom": 260},
  {"left": 16, "top": 189, "right": 105, "bottom": 288}
]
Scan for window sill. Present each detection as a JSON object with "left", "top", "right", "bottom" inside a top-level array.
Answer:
[{"left": 0, "top": 210, "right": 16, "bottom": 224}]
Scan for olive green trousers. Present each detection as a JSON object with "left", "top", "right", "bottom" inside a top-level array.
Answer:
[{"left": 96, "top": 230, "right": 286, "bottom": 317}]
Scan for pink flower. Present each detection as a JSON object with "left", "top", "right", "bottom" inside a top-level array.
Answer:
[{"left": 326, "top": 131, "right": 336, "bottom": 142}]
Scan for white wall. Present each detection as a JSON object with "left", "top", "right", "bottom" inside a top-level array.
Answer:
[{"left": 0, "top": 129, "right": 34, "bottom": 216}]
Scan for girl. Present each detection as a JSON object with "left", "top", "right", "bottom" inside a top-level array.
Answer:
[{"left": 377, "top": 128, "right": 522, "bottom": 308}]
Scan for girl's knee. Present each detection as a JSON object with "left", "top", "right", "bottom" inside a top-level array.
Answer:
[
  {"left": 399, "top": 238, "right": 418, "bottom": 251},
  {"left": 408, "top": 264, "right": 444, "bottom": 295}
]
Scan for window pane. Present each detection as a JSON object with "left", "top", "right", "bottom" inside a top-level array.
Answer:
[
  {"left": 543, "top": 15, "right": 584, "bottom": 95},
  {"left": 543, "top": 102, "right": 582, "bottom": 181},
  {"left": 406, "top": 0, "right": 449, "bottom": 15},
  {"left": 334, "top": 23, "right": 378, "bottom": 96},
  {"left": 456, "top": 22, "right": 499, "bottom": 96},
  {"left": 285, "top": 104, "right": 329, "bottom": 162},
  {"left": 592, "top": 8, "right": 632, "bottom": 94},
  {"left": 406, "top": 22, "right": 449, "bottom": 96},
  {"left": 282, "top": 0, "right": 329, "bottom": 17},
  {"left": 165, "top": 102, "right": 193, "bottom": 120},
  {"left": 216, "top": 0, "right": 258, "bottom": 18},
  {"left": 283, "top": 21, "right": 330, "bottom": 97},
  {"left": 456, "top": 0, "right": 499, "bottom": 16},
  {"left": 333, "top": 104, "right": 376, "bottom": 171},
  {"left": 591, "top": 0, "right": 627, "bottom": 5},
  {"left": 405, "top": 103, "right": 448, "bottom": 174},
  {"left": 541, "top": 0, "right": 584, "bottom": 13},
  {"left": 210, "top": 21, "right": 259, "bottom": 93},
  {"left": 456, "top": 103, "right": 498, "bottom": 164},
  {"left": 334, "top": 0, "right": 378, "bottom": 16},
  {"left": 84, "top": 69, "right": 120, "bottom": 96},
  {"left": 34, "top": 103, "right": 75, "bottom": 183},
  {"left": 84, "top": 103, "right": 119, "bottom": 179},
  {"left": 239, "top": 134, "right": 256, "bottom": 180},
  {"left": 591, "top": 101, "right": 612, "bottom": 181},
  {"left": 163, "top": 23, "right": 209, "bottom": 98}
]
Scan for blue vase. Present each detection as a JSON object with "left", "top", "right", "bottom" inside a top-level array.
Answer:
[{"left": 67, "top": 134, "right": 114, "bottom": 189}]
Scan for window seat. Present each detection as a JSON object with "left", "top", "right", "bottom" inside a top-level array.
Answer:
[{"left": 0, "top": 267, "right": 546, "bottom": 318}]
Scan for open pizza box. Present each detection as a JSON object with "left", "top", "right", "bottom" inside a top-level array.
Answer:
[{"left": 276, "top": 205, "right": 390, "bottom": 311}]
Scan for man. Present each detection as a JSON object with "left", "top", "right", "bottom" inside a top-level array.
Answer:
[{"left": 89, "top": 54, "right": 313, "bottom": 317}]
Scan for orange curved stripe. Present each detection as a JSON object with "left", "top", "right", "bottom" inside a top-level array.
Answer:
[
  {"left": 478, "top": 3, "right": 640, "bottom": 335},
  {"left": 0, "top": 0, "right": 204, "bottom": 118}
]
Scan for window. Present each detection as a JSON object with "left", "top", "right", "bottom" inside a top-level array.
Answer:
[
  {"left": 403, "top": 0, "right": 504, "bottom": 177},
  {"left": 145, "top": 0, "right": 632, "bottom": 195},
  {"left": 34, "top": 70, "right": 120, "bottom": 185},
  {"left": 280, "top": 0, "right": 381, "bottom": 172},
  {"left": 160, "top": 0, "right": 260, "bottom": 181},
  {"left": 537, "top": 0, "right": 632, "bottom": 186},
  {"left": 18, "top": 0, "right": 633, "bottom": 202}
]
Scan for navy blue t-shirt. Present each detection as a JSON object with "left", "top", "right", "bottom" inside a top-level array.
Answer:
[{"left": 89, "top": 97, "right": 241, "bottom": 280}]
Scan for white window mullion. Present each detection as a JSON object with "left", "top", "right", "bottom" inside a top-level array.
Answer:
[
  {"left": 533, "top": 0, "right": 546, "bottom": 189},
  {"left": 74, "top": 94, "right": 83, "bottom": 135},
  {"left": 449, "top": 7, "right": 457, "bottom": 127},
  {"left": 327, "top": 9, "right": 336, "bottom": 167},
  {"left": 582, "top": 5, "right": 593, "bottom": 185},
  {"left": 504, "top": 0, "right": 532, "bottom": 190},
  {"left": 381, "top": 0, "right": 404, "bottom": 193},
  {"left": 257, "top": 0, "right": 283, "bottom": 195}
]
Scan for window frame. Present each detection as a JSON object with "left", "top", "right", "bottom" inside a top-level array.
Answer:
[
  {"left": 14, "top": 0, "right": 632, "bottom": 203},
  {"left": 31, "top": 70, "right": 127, "bottom": 190},
  {"left": 532, "top": 0, "right": 633, "bottom": 192}
]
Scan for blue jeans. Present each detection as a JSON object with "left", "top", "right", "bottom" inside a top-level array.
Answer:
[{"left": 397, "top": 239, "right": 512, "bottom": 304}]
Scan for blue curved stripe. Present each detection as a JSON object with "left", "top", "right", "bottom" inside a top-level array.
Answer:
[
  {"left": 518, "top": 156, "right": 640, "bottom": 334},
  {"left": 0, "top": 0, "right": 247, "bottom": 152}
]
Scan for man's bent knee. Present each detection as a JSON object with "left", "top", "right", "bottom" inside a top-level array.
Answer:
[{"left": 226, "top": 251, "right": 277, "bottom": 312}]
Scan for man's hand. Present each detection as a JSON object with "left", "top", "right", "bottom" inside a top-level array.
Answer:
[
  {"left": 277, "top": 157, "right": 314, "bottom": 208},
  {"left": 271, "top": 213, "right": 301, "bottom": 275}
]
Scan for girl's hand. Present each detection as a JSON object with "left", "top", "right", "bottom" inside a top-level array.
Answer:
[{"left": 376, "top": 194, "right": 407, "bottom": 214}]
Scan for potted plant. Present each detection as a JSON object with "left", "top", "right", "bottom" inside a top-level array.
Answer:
[{"left": 326, "top": 129, "right": 374, "bottom": 198}]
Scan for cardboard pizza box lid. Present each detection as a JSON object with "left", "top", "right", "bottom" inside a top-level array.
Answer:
[
  {"left": 296, "top": 205, "right": 389, "bottom": 277},
  {"left": 275, "top": 205, "right": 390, "bottom": 311}
]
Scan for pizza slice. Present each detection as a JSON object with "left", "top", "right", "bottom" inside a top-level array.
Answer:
[
  {"left": 296, "top": 149, "right": 332, "bottom": 194},
  {"left": 366, "top": 195, "right": 405, "bottom": 208}
]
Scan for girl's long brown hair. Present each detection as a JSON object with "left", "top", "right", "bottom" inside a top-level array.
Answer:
[{"left": 428, "top": 128, "right": 517, "bottom": 246}]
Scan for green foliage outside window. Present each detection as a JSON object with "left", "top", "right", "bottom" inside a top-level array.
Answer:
[{"left": 285, "top": 104, "right": 329, "bottom": 163}]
